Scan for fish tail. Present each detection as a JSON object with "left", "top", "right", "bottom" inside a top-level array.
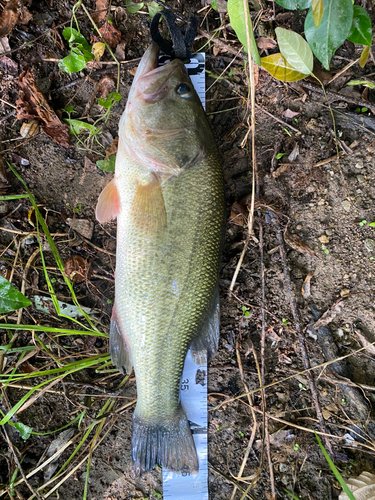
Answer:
[{"left": 132, "top": 405, "right": 198, "bottom": 475}]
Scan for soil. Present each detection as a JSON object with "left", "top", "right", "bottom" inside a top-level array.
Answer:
[{"left": 1, "top": 1, "right": 375, "bottom": 499}]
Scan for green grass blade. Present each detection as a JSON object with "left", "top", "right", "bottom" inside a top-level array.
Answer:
[{"left": 315, "top": 433, "right": 356, "bottom": 500}]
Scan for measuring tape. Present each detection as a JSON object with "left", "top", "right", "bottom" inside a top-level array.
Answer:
[{"left": 162, "top": 53, "right": 208, "bottom": 499}]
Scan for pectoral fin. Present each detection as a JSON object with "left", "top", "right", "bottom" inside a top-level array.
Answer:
[
  {"left": 96, "top": 179, "right": 120, "bottom": 223},
  {"left": 190, "top": 284, "right": 220, "bottom": 366},
  {"left": 109, "top": 304, "right": 133, "bottom": 375},
  {"left": 131, "top": 173, "right": 167, "bottom": 237}
]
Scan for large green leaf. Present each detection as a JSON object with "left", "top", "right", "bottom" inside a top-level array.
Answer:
[
  {"left": 305, "top": 0, "right": 353, "bottom": 70},
  {"left": 64, "top": 119, "right": 100, "bottom": 135},
  {"left": 227, "top": 0, "right": 261, "bottom": 66},
  {"left": 261, "top": 53, "right": 308, "bottom": 82},
  {"left": 0, "top": 276, "right": 31, "bottom": 314},
  {"left": 59, "top": 48, "right": 88, "bottom": 73},
  {"left": 125, "top": 1, "right": 144, "bottom": 13},
  {"left": 62, "top": 27, "right": 91, "bottom": 53},
  {"left": 274, "top": 0, "right": 311, "bottom": 10},
  {"left": 275, "top": 28, "right": 313, "bottom": 75},
  {"left": 347, "top": 5, "right": 372, "bottom": 46}
]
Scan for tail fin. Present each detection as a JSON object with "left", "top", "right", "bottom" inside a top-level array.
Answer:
[{"left": 132, "top": 405, "right": 198, "bottom": 476}]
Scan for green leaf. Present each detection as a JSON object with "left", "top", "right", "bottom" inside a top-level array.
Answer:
[
  {"left": 315, "top": 433, "right": 357, "bottom": 500},
  {"left": 62, "top": 27, "right": 91, "bottom": 53},
  {"left": 227, "top": 0, "right": 261, "bottom": 66},
  {"left": 369, "top": 222, "right": 375, "bottom": 227},
  {"left": 305, "top": 0, "right": 353, "bottom": 70},
  {"left": 261, "top": 53, "right": 308, "bottom": 82},
  {"left": 98, "top": 92, "right": 122, "bottom": 109},
  {"left": 125, "top": 1, "right": 144, "bottom": 13},
  {"left": 0, "top": 276, "right": 31, "bottom": 314},
  {"left": 11, "top": 422, "right": 33, "bottom": 440},
  {"left": 63, "top": 105, "right": 75, "bottom": 114},
  {"left": 347, "top": 5, "right": 372, "bottom": 46},
  {"left": 347, "top": 79, "right": 375, "bottom": 88},
  {"left": 96, "top": 154, "right": 116, "bottom": 172},
  {"left": 148, "top": 0, "right": 164, "bottom": 18},
  {"left": 274, "top": 0, "right": 311, "bottom": 10},
  {"left": 64, "top": 119, "right": 100, "bottom": 135},
  {"left": 59, "top": 50, "right": 87, "bottom": 73},
  {"left": 275, "top": 28, "right": 313, "bottom": 75}
]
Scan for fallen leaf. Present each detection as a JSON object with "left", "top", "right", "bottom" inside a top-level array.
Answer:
[
  {"left": 284, "top": 230, "right": 316, "bottom": 257},
  {"left": 339, "top": 471, "right": 375, "bottom": 500},
  {"left": 288, "top": 143, "right": 299, "bottom": 162},
  {"left": 283, "top": 108, "right": 299, "bottom": 119},
  {"left": 99, "top": 20, "right": 121, "bottom": 48},
  {"left": 64, "top": 255, "right": 92, "bottom": 282},
  {"left": 20, "top": 119, "right": 39, "bottom": 138},
  {"left": 302, "top": 272, "right": 313, "bottom": 298},
  {"left": 0, "top": 0, "right": 31, "bottom": 38},
  {"left": 256, "top": 37, "right": 277, "bottom": 51},
  {"left": 355, "top": 331, "right": 375, "bottom": 355},
  {"left": 313, "top": 300, "right": 344, "bottom": 329},
  {"left": 229, "top": 201, "right": 248, "bottom": 226},
  {"left": 265, "top": 326, "right": 282, "bottom": 342},
  {"left": 318, "top": 234, "right": 329, "bottom": 243},
  {"left": 340, "top": 288, "right": 350, "bottom": 297},
  {"left": 106, "top": 136, "right": 118, "bottom": 157},
  {"left": 16, "top": 69, "right": 69, "bottom": 148},
  {"left": 92, "top": 41, "right": 105, "bottom": 61},
  {"left": 92, "top": 0, "right": 109, "bottom": 23},
  {"left": 97, "top": 75, "right": 116, "bottom": 100}
]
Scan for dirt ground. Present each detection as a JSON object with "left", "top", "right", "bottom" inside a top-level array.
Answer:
[{"left": 1, "top": 0, "right": 375, "bottom": 499}]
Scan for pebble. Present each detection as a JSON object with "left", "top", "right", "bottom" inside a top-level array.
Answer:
[
  {"left": 319, "top": 235, "right": 329, "bottom": 243},
  {"left": 357, "top": 175, "right": 365, "bottom": 183},
  {"left": 365, "top": 239, "right": 375, "bottom": 252},
  {"left": 355, "top": 160, "right": 364, "bottom": 169},
  {"left": 340, "top": 289, "right": 350, "bottom": 297},
  {"left": 342, "top": 200, "right": 351, "bottom": 212}
]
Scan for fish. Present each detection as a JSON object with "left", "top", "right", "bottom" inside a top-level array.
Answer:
[{"left": 96, "top": 43, "right": 225, "bottom": 475}]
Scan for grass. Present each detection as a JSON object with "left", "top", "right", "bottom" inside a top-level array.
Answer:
[{"left": 0, "top": 165, "right": 127, "bottom": 499}]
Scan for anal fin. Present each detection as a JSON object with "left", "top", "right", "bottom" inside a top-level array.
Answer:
[
  {"left": 190, "top": 284, "right": 220, "bottom": 366},
  {"left": 109, "top": 304, "right": 133, "bottom": 375},
  {"left": 96, "top": 178, "right": 120, "bottom": 223}
]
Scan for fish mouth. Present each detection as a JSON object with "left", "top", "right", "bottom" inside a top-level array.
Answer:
[{"left": 129, "top": 44, "right": 185, "bottom": 103}]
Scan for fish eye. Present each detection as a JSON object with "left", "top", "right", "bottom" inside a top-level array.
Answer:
[{"left": 176, "top": 83, "right": 192, "bottom": 98}]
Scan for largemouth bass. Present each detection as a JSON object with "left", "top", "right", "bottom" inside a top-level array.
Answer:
[{"left": 96, "top": 44, "right": 225, "bottom": 475}]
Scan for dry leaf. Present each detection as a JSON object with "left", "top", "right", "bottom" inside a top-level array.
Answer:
[
  {"left": 265, "top": 326, "right": 282, "bottom": 342},
  {"left": 339, "top": 471, "right": 375, "bottom": 500},
  {"left": 99, "top": 21, "right": 121, "bottom": 48},
  {"left": 106, "top": 136, "right": 118, "bottom": 157},
  {"left": 92, "top": 41, "right": 105, "bottom": 61},
  {"left": 284, "top": 230, "right": 316, "bottom": 257},
  {"left": 97, "top": 75, "right": 116, "bottom": 100},
  {"left": 283, "top": 108, "right": 299, "bottom": 119},
  {"left": 313, "top": 300, "right": 344, "bottom": 329},
  {"left": 340, "top": 288, "right": 350, "bottom": 298},
  {"left": 0, "top": 0, "right": 31, "bottom": 37},
  {"left": 318, "top": 234, "right": 329, "bottom": 243},
  {"left": 229, "top": 201, "right": 248, "bottom": 226},
  {"left": 92, "top": 0, "right": 108, "bottom": 23},
  {"left": 288, "top": 143, "right": 299, "bottom": 162},
  {"left": 302, "top": 272, "right": 313, "bottom": 299},
  {"left": 16, "top": 69, "right": 69, "bottom": 148},
  {"left": 64, "top": 255, "right": 92, "bottom": 282},
  {"left": 355, "top": 331, "right": 375, "bottom": 356},
  {"left": 256, "top": 37, "right": 277, "bottom": 51}
]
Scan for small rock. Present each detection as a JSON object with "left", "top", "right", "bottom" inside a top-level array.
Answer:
[
  {"left": 355, "top": 160, "right": 364, "bottom": 169},
  {"left": 342, "top": 200, "right": 351, "bottom": 212},
  {"left": 340, "top": 289, "right": 350, "bottom": 297},
  {"left": 365, "top": 239, "right": 375, "bottom": 252},
  {"left": 357, "top": 175, "right": 365, "bottom": 183},
  {"left": 319, "top": 235, "right": 329, "bottom": 243},
  {"left": 0, "top": 201, "right": 8, "bottom": 214}
]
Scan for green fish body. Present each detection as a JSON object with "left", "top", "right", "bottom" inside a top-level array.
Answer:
[{"left": 96, "top": 44, "right": 225, "bottom": 475}]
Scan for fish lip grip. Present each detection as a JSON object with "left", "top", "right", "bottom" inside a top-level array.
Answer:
[{"left": 150, "top": 9, "right": 198, "bottom": 63}]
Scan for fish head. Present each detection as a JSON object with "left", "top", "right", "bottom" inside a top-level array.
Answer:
[{"left": 120, "top": 44, "right": 211, "bottom": 178}]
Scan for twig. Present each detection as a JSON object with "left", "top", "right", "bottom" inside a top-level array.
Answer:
[
  {"left": 259, "top": 221, "right": 276, "bottom": 500},
  {"left": 273, "top": 213, "right": 333, "bottom": 455},
  {"left": 326, "top": 58, "right": 359, "bottom": 85},
  {"left": 255, "top": 103, "right": 300, "bottom": 134},
  {"left": 299, "top": 80, "right": 375, "bottom": 112},
  {"left": 1, "top": 426, "right": 44, "bottom": 500}
]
